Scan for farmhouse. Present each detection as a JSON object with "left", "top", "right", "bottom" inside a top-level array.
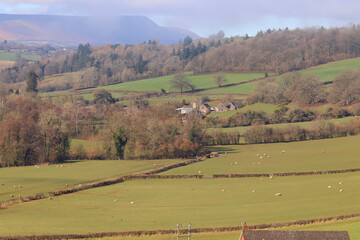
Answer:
[
  {"left": 199, "top": 103, "right": 211, "bottom": 115},
  {"left": 228, "top": 102, "right": 237, "bottom": 111},
  {"left": 239, "top": 230, "right": 350, "bottom": 240},
  {"left": 215, "top": 102, "right": 229, "bottom": 112}
]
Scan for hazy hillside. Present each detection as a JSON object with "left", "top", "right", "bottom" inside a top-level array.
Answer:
[{"left": 0, "top": 14, "right": 199, "bottom": 46}]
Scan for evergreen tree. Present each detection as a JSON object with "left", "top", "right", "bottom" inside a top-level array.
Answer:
[{"left": 26, "top": 71, "right": 38, "bottom": 93}]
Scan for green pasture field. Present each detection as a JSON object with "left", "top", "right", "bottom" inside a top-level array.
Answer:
[
  {"left": 301, "top": 57, "right": 360, "bottom": 82},
  {"left": 90, "top": 218, "right": 360, "bottom": 240},
  {"left": 39, "top": 71, "right": 84, "bottom": 87},
  {"left": 199, "top": 80, "right": 262, "bottom": 95},
  {"left": 162, "top": 135, "right": 360, "bottom": 177},
  {"left": 70, "top": 139, "right": 104, "bottom": 151},
  {"left": 0, "top": 51, "right": 41, "bottom": 61},
  {"left": 102, "top": 73, "right": 264, "bottom": 93},
  {"left": 0, "top": 173, "right": 359, "bottom": 235},
  {"left": 215, "top": 116, "right": 360, "bottom": 135},
  {"left": 0, "top": 159, "right": 181, "bottom": 202}
]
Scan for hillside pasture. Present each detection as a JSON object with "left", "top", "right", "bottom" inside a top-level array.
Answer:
[
  {"left": 199, "top": 80, "right": 263, "bottom": 95},
  {"left": 0, "top": 159, "right": 181, "bottom": 202},
  {"left": 0, "top": 50, "right": 41, "bottom": 61},
  {"left": 301, "top": 57, "right": 360, "bottom": 82},
  {"left": 214, "top": 115, "right": 360, "bottom": 135},
  {"left": 102, "top": 73, "right": 265, "bottom": 93},
  {"left": 0, "top": 173, "right": 359, "bottom": 235},
  {"left": 161, "top": 135, "right": 360, "bottom": 177}
]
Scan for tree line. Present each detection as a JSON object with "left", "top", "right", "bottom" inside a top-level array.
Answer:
[
  {"left": 249, "top": 70, "right": 360, "bottom": 106},
  {"left": 4, "top": 25, "right": 360, "bottom": 92}
]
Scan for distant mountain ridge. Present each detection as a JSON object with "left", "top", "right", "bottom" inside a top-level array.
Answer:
[{"left": 0, "top": 14, "right": 199, "bottom": 46}]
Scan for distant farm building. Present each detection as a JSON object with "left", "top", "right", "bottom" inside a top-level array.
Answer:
[
  {"left": 215, "top": 102, "right": 238, "bottom": 112},
  {"left": 175, "top": 105, "right": 194, "bottom": 115},
  {"left": 199, "top": 103, "right": 211, "bottom": 115},
  {"left": 215, "top": 103, "right": 229, "bottom": 112},
  {"left": 228, "top": 102, "right": 237, "bottom": 111}
]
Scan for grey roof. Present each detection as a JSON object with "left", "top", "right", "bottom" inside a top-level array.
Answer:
[{"left": 243, "top": 230, "right": 350, "bottom": 240}]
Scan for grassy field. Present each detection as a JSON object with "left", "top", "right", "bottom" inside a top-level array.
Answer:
[
  {"left": 0, "top": 51, "right": 41, "bottom": 61},
  {"left": 102, "top": 73, "right": 264, "bottom": 93},
  {"left": 89, "top": 218, "right": 360, "bottom": 240},
  {"left": 161, "top": 135, "right": 360, "bottom": 177},
  {"left": 0, "top": 159, "right": 181, "bottom": 202},
  {"left": 0, "top": 173, "right": 359, "bottom": 235},
  {"left": 200, "top": 80, "right": 263, "bottom": 95},
  {"left": 301, "top": 58, "right": 360, "bottom": 81},
  {"left": 198, "top": 58, "right": 360, "bottom": 96},
  {"left": 214, "top": 116, "right": 360, "bottom": 135}
]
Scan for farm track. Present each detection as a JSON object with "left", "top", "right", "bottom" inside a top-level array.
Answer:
[{"left": 1, "top": 213, "right": 359, "bottom": 240}]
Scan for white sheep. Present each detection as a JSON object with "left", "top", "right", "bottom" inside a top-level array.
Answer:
[
  {"left": 260, "top": 178, "right": 263, "bottom": 181},
  {"left": 258, "top": 162, "right": 261, "bottom": 165},
  {"left": 339, "top": 189, "right": 344, "bottom": 192},
  {"left": 114, "top": 199, "right": 118, "bottom": 202},
  {"left": 49, "top": 197, "right": 53, "bottom": 200},
  {"left": 269, "top": 176, "right": 273, "bottom": 179},
  {"left": 13, "top": 186, "right": 17, "bottom": 189},
  {"left": 130, "top": 201, "right": 135, "bottom": 204},
  {"left": 19, "top": 185, "right": 22, "bottom": 188},
  {"left": 339, "top": 181, "right": 343, "bottom": 185},
  {"left": 260, "top": 156, "right": 263, "bottom": 159},
  {"left": 275, "top": 193, "right": 282, "bottom": 196},
  {"left": 221, "top": 189, "right": 225, "bottom": 192},
  {"left": 328, "top": 185, "right": 332, "bottom": 189},
  {"left": 198, "top": 171, "right": 202, "bottom": 174},
  {"left": 79, "top": 184, "right": 82, "bottom": 187},
  {"left": 252, "top": 190, "right": 255, "bottom": 193},
  {"left": 281, "top": 150, "right": 286, "bottom": 154},
  {"left": 235, "top": 162, "right": 238, "bottom": 165},
  {"left": 10, "top": 194, "right": 13, "bottom": 197},
  {"left": 268, "top": 156, "right": 271, "bottom": 159}
]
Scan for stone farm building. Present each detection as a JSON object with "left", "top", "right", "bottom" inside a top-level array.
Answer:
[{"left": 215, "top": 102, "right": 238, "bottom": 112}]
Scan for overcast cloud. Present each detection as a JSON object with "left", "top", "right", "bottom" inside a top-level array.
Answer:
[{"left": 0, "top": 0, "right": 359, "bottom": 37}]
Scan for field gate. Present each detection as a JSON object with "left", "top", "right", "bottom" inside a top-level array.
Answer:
[{"left": 175, "top": 223, "right": 192, "bottom": 240}]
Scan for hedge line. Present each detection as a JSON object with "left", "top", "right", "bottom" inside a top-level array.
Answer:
[
  {"left": 1, "top": 213, "right": 359, "bottom": 240},
  {"left": 0, "top": 159, "right": 202, "bottom": 208},
  {"left": 213, "top": 167, "right": 360, "bottom": 178}
]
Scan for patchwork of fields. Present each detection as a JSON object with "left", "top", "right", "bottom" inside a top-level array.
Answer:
[
  {"left": 1, "top": 135, "right": 360, "bottom": 238},
  {"left": 4, "top": 58, "right": 360, "bottom": 239}
]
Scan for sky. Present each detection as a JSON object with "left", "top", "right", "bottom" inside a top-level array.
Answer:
[{"left": 0, "top": 0, "right": 360, "bottom": 37}]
